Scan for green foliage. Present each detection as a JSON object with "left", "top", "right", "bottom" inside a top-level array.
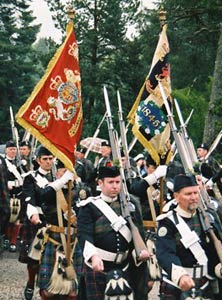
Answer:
[
  {"left": 1, "top": 0, "right": 221, "bottom": 155},
  {"left": 0, "top": 0, "right": 40, "bottom": 143},
  {"left": 172, "top": 88, "right": 208, "bottom": 146}
]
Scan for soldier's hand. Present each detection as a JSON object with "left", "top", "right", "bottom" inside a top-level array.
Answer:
[
  {"left": 178, "top": 274, "right": 195, "bottom": 291},
  {"left": 215, "top": 263, "right": 222, "bottom": 279},
  {"left": 138, "top": 249, "right": 151, "bottom": 261},
  {"left": 91, "top": 255, "right": 104, "bottom": 272},
  {"left": 30, "top": 214, "right": 40, "bottom": 225}
]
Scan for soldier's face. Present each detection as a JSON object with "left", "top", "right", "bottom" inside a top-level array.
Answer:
[
  {"left": 174, "top": 186, "right": 199, "bottom": 214},
  {"left": 98, "top": 176, "right": 121, "bottom": 198},
  {"left": 197, "top": 148, "right": 208, "bottom": 160},
  {"left": 5, "top": 147, "right": 17, "bottom": 159},
  {"left": 101, "top": 146, "right": 111, "bottom": 157},
  {"left": 37, "top": 155, "right": 54, "bottom": 171},
  {"left": 20, "top": 146, "right": 31, "bottom": 157}
]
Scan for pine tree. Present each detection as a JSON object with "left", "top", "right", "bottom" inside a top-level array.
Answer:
[{"left": 0, "top": 0, "right": 40, "bottom": 142}]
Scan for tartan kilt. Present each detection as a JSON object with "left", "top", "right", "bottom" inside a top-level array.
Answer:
[
  {"left": 38, "top": 232, "right": 81, "bottom": 292},
  {"left": 38, "top": 241, "right": 55, "bottom": 290},
  {"left": 18, "top": 219, "right": 39, "bottom": 264},
  {"left": 79, "top": 264, "right": 106, "bottom": 300},
  {"left": 159, "top": 277, "right": 214, "bottom": 300}
]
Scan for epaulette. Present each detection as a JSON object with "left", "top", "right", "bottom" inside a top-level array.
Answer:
[
  {"left": 21, "top": 170, "right": 34, "bottom": 178},
  {"left": 78, "top": 195, "right": 100, "bottom": 207},
  {"left": 156, "top": 210, "right": 173, "bottom": 222}
]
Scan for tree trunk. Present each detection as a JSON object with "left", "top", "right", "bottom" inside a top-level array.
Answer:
[{"left": 203, "top": 24, "right": 222, "bottom": 144}]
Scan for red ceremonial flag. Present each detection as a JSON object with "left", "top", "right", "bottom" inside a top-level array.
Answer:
[{"left": 16, "top": 22, "right": 82, "bottom": 172}]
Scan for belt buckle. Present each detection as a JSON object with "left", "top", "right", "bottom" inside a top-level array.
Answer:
[
  {"left": 114, "top": 252, "right": 125, "bottom": 264},
  {"left": 193, "top": 264, "right": 203, "bottom": 279}
]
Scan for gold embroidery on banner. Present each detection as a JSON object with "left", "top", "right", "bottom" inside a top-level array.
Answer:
[{"left": 68, "top": 109, "right": 83, "bottom": 137}]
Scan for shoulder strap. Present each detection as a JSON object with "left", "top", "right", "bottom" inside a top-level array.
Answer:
[
  {"left": 168, "top": 212, "right": 208, "bottom": 266},
  {"left": 92, "top": 198, "right": 132, "bottom": 243},
  {"left": 5, "top": 158, "right": 23, "bottom": 185}
]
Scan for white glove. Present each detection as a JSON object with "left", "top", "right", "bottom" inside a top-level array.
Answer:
[
  {"left": 144, "top": 165, "right": 167, "bottom": 186},
  {"left": 206, "top": 178, "right": 214, "bottom": 188},
  {"left": 8, "top": 181, "right": 14, "bottom": 190},
  {"left": 75, "top": 177, "right": 82, "bottom": 184},
  {"left": 49, "top": 170, "right": 75, "bottom": 191},
  {"left": 201, "top": 176, "right": 208, "bottom": 184}
]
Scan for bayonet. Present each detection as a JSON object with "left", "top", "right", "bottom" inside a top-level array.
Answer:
[
  {"left": 174, "top": 99, "right": 198, "bottom": 165},
  {"left": 117, "top": 90, "right": 134, "bottom": 179},
  {"left": 205, "top": 129, "right": 222, "bottom": 161}
]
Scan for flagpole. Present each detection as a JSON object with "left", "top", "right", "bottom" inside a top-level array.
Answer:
[
  {"left": 65, "top": 4, "right": 76, "bottom": 279},
  {"left": 158, "top": 6, "right": 167, "bottom": 213}
]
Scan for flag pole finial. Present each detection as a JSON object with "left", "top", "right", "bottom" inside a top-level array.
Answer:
[
  {"left": 159, "top": 6, "right": 167, "bottom": 28},
  {"left": 66, "top": 4, "right": 75, "bottom": 21}
]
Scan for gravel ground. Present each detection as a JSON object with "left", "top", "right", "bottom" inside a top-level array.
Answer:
[{"left": 0, "top": 250, "right": 160, "bottom": 300}]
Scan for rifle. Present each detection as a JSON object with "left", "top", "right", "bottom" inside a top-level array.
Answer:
[
  {"left": 128, "top": 136, "right": 137, "bottom": 154},
  {"left": 117, "top": 90, "right": 135, "bottom": 180},
  {"left": 169, "top": 108, "right": 194, "bottom": 163},
  {"left": 158, "top": 81, "right": 222, "bottom": 266},
  {"left": 10, "top": 106, "right": 23, "bottom": 172},
  {"left": 103, "top": 86, "right": 149, "bottom": 258},
  {"left": 174, "top": 99, "right": 197, "bottom": 166}
]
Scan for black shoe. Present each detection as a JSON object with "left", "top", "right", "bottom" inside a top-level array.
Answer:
[
  {"left": 9, "top": 244, "right": 16, "bottom": 252},
  {"left": 24, "top": 286, "right": 34, "bottom": 300}
]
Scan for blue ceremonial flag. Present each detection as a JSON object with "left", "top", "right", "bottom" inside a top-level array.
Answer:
[{"left": 128, "top": 24, "right": 172, "bottom": 165}]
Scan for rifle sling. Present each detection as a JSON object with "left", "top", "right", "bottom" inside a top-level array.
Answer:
[
  {"left": 92, "top": 198, "right": 132, "bottom": 243},
  {"left": 147, "top": 186, "right": 157, "bottom": 230}
]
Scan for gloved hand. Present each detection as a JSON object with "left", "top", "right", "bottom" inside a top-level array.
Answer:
[
  {"left": 49, "top": 170, "right": 75, "bottom": 191},
  {"left": 144, "top": 165, "right": 167, "bottom": 186},
  {"left": 60, "top": 170, "right": 75, "bottom": 184},
  {"left": 215, "top": 263, "right": 222, "bottom": 279},
  {"left": 75, "top": 176, "right": 82, "bottom": 184},
  {"left": 206, "top": 178, "right": 214, "bottom": 189}
]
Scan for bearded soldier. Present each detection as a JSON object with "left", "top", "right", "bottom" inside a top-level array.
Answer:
[{"left": 156, "top": 174, "right": 222, "bottom": 300}]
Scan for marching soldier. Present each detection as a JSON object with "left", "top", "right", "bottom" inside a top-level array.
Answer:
[
  {"left": 19, "top": 140, "right": 33, "bottom": 172},
  {"left": 77, "top": 166, "right": 150, "bottom": 300},
  {"left": 75, "top": 146, "right": 97, "bottom": 195},
  {"left": 19, "top": 146, "right": 54, "bottom": 300},
  {"left": 197, "top": 143, "right": 222, "bottom": 196},
  {"left": 3, "top": 140, "right": 23, "bottom": 252},
  {"left": 156, "top": 174, "right": 222, "bottom": 300},
  {"left": 0, "top": 155, "right": 10, "bottom": 254},
  {"left": 133, "top": 153, "right": 147, "bottom": 177},
  {"left": 96, "top": 140, "right": 112, "bottom": 169},
  {"left": 129, "top": 154, "right": 167, "bottom": 222},
  {"left": 19, "top": 146, "right": 79, "bottom": 300}
]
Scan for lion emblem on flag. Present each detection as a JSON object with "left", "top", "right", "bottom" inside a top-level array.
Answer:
[{"left": 47, "top": 68, "right": 81, "bottom": 122}]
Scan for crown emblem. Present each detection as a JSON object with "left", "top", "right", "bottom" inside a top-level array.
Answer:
[
  {"left": 68, "top": 42, "right": 79, "bottom": 60},
  {"left": 50, "top": 75, "right": 63, "bottom": 90},
  {"left": 29, "top": 105, "right": 50, "bottom": 128}
]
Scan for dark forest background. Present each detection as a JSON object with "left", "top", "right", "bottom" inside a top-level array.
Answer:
[{"left": 1, "top": 0, "right": 222, "bottom": 160}]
